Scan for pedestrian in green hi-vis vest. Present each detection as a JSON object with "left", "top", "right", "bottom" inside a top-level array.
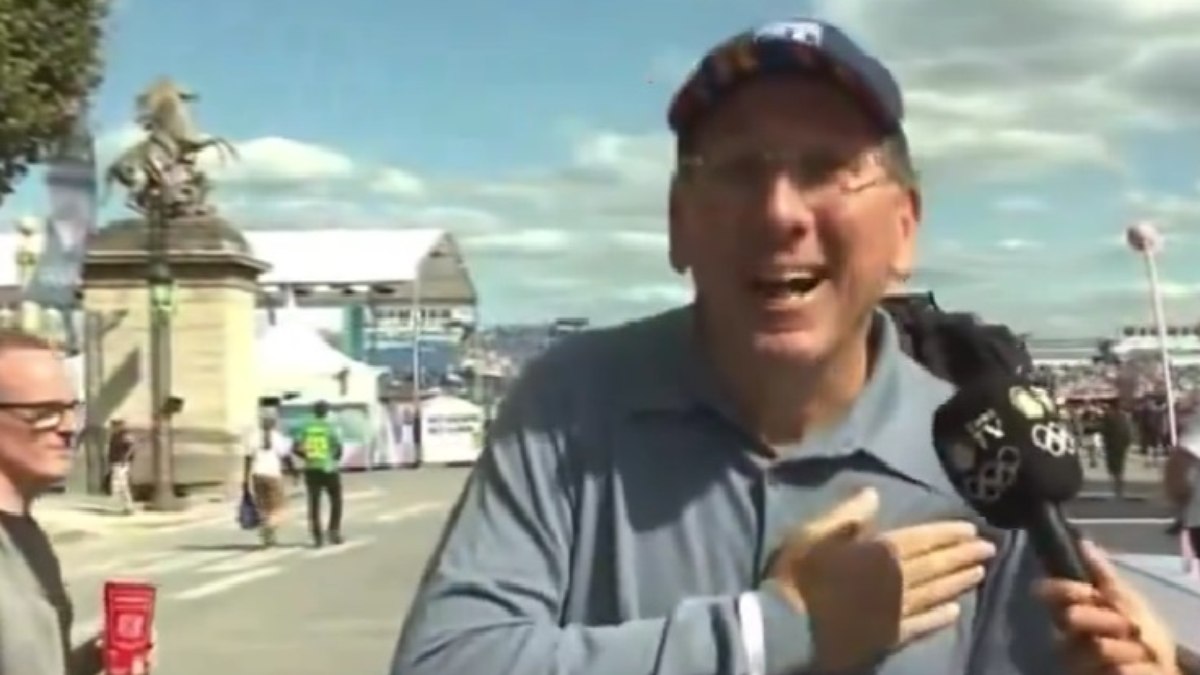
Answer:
[{"left": 291, "top": 400, "right": 345, "bottom": 547}]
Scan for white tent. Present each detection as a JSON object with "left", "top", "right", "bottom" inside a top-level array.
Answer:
[{"left": 256, "top": 319, "right": 382, "bottom": 403}]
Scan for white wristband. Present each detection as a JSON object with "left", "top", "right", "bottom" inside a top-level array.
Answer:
[{"left": 737, "top": 592, "right": 766, "bottom": 675}]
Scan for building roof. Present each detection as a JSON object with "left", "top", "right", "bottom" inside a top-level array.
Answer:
[
  {"left": 247, "top": 228, "right": 477, "bottom": 305},
  {"left": 245, "top": 228, "right": 446, "bottom": 284},
  {"left": 1113, "top": 334, "right": 1200, "bottom": 355},
  {"left": 0, "top": 226, "right": 478, "bottom": 306}
]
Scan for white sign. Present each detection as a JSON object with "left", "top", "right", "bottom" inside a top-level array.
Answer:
[{"left": 420, "top": 396, "right": 484, "bottom": 464}]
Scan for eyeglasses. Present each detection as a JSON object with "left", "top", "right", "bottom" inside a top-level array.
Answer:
[
  {"left": 678, "top": 147, "right": 890, "bottom": 199},
  {"left": 0, "top": 400, "right": 82, "bottom": 431}
]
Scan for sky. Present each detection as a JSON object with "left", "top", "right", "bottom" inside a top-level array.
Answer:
[{"left": 5, "top": 0, "right": 1200, "bottom": 336}]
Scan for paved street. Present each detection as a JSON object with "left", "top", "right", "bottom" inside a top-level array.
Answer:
[
  {"left": 1068, "top": 478, "right": 1179, "bottom": 555},
  {"left": 45, "top": 465, "right": 1188, "bottom": 674},
  {"left": 55, "top": 469, "right": 461, "bottom": 675}
]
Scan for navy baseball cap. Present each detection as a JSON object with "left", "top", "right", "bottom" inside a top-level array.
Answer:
[{"left": 667, "top": 18, "right": 904, "bottom": 140}]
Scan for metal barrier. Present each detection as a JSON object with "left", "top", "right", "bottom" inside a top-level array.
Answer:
[{"left": 1111, "top": 554, "right": 1199, "bottom": 673}]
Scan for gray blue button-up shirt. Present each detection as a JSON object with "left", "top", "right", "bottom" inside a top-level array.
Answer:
[{"left": 393, "top": 307, "right": 1060, "bottom": 674}]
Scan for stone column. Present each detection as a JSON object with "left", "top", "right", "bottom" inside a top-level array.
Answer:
[{"left": 80, "top": 216, "right": 269, "bottom": 497}]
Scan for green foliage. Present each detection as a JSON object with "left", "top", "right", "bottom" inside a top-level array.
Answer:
[{"left": 0, "top": 0, "right": 108, "bottom": 198}]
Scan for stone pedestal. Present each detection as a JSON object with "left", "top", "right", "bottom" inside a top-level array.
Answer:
[{"left": 80, "top": 216, "right": 269, "bottom": 494}]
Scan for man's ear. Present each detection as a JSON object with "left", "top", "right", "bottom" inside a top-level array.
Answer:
[
  {"left": 668, "top": 176, "right": 689, "bottom": 275},
  {"left": 891, "top": 186, "right": 922, "bottom": 278},
  {"left": 908, "top": 186, "right": 923, "bottom": 225}
]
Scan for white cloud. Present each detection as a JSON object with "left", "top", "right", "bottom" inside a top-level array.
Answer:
[
  {"left": 462, "top": 229, "right": 573, "bottom": 254},
  {"left": 806, "top": 0, "right": 1200, "bottom": 178},
  {"left": 572, "top": 132, "right": 670, "bottom": 182},
  {"left": 401, "top": 205, "right": 504, "bottom": 232},
  {"left": 610, "top": 230, "right": 667, "bottom": 252},
  {"left": 1160, "top": 281, "right": 1200, "bottom": 299},
  {"left": 96, "top": 124, "right": 143, "bottom": 156},
  {"left": 198, "top": 136, "right": 354, "bottom": 184},
  {"left": 96, "top": 125, "right": 422, "bottom": 194},
  {"left": 617, "top": 283, "right": 691, "bottom": 306},
  {"left": 1126, "top": 187, "right": 1200, "bottom": 228},
  {"left": 996, "top": 237, "right": 1042, "bottom": 251},
  {"left": 369, "top": 168, "right": 426, "bottom": 197}
]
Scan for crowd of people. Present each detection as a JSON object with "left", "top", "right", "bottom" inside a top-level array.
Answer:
[{"left": 1035, "top": 359, "right": 1200, "bottom": 407}]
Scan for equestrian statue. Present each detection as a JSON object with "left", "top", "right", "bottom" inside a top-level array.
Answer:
[{"left": 103, "top": 77, "right": 238, "bottom": 218}]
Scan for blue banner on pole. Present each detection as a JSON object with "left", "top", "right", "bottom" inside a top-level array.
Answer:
[{"left": 28, "top": 110, "right": 98, "bottom": 309}]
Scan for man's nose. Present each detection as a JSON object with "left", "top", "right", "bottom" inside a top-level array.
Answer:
[
  {"left": 61, "top": 406, "right": 82, "bottom": 431},
  {"left": 759, "top": 173, "right": 818, "bottom": 240}
]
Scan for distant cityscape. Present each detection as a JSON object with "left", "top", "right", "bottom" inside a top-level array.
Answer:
[{"left": 315, "top": 317, "right": 591, "bottom": 394}]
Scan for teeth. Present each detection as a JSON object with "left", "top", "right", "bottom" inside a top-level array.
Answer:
[
  {"left": 785, "top": 276, "right": 821, "bottom": 293},
  {"left": 752, "top": 273, "right": 823, "bottom": 296}
]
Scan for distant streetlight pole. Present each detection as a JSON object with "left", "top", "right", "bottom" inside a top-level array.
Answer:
[
  {"left": 147, "top": 195, "right": 179, "bottom": 511},
  {"left": 1125, "top": 221, "right": 1178, "bottom": 448}
]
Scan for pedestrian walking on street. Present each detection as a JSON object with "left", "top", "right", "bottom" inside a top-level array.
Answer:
[
  {"left": 1100, "top": 400, "right": 1133, "bottom": 499},
  {"left": 242, "top": 411, "right": 292, "bottom": 547},
  {"left": 0, "top": 330, "right": 153, "bottom": 674},
  {"left": 292, "top": 400, "right": 344, "bottom": 547},
  {"left": 106, "top": 419, "right": 136, "bottom": 515}
]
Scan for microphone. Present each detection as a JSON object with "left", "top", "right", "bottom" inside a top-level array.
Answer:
[{"left": 932, "top": 378, "right": 1090, "bottom": 581}]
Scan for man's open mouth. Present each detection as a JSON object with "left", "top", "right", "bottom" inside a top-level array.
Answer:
[{"left": 749, "top": 272, "right": 826, "bottom": 300}]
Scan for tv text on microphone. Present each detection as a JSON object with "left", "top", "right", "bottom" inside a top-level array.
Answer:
[{"left": 932, "top": 378, "right": 1090, "bottom": 582}]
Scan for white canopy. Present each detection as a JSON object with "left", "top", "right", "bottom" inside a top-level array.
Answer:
[
  {"left": 258, "top": 321, "right": 355, "bottom": 378},
  {"left": 256, "top": 316, "right": 382, "bottom": 402}
]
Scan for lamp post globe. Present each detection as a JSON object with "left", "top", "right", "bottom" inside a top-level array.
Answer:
[{"left": 1125, "top": 221, "right": 1162, "bottom": 255}]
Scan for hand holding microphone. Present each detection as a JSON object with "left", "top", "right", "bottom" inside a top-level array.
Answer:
[{"left": 933, "top": 378, "right": 1181, "bottom": 675}]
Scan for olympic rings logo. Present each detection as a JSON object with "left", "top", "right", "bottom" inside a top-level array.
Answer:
[
  {"left": 1031, "top": 422, "right": 1076, "bottom": 457},
  {"left": 963, "top": 445, "right": 1021, "bottom": 503}
]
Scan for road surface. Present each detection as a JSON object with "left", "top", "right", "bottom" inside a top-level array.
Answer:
[
  {"left": 51, "top": 468, "right": 1184, "bottom": 674},
  {"left": 1068, "top": 480, "right": 1178, "bottom": 555},
  {"left": 57, "top": 469, "right": 460, "bottom": 675}
]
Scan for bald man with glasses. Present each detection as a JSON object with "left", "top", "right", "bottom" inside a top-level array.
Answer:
[{"left": 0, "top": 329, "right": 121, "bottom": 674}]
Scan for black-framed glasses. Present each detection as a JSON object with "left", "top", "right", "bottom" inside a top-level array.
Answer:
[
  {"left": 0, "top": 400, "right": 82, "bottom": 431},
  {"left": 678, "top": 147, "right": 889, "bottom": 198}
]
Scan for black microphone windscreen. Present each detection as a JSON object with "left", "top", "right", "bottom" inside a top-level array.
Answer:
[{"left": 932, "top": 378, "right": 1083, "bottom": 528}]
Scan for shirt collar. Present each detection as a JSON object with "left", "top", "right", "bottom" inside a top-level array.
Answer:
[{"left": 623, "top": 305, "right": 956, "bottom": 491}]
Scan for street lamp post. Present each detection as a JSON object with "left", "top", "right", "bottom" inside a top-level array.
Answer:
[
  {"left": 147, "top": 202, "right": 179, "bottom": 511},
  {"left": 1125, "top": 221, "right": 1179, "bottom": 449}
]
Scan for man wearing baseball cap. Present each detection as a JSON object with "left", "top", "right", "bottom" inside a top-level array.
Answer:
[{"left": 393, "top": 19, "right": 1181, "bottom": 675}]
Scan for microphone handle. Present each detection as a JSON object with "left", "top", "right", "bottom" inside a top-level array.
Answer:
[
  {"left": 1024, "top": 506, "right": 1200, "bottom": 674},
  {"left": 1024, "top": 502, "right": 1093, "bottom": 582}
]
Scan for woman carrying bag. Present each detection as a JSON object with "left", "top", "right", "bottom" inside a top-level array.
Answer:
[{"left": 241, "top": 411, "right": 293, "bottom": 547}]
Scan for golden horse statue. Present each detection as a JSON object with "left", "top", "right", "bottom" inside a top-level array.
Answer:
[{"left": 104, "top": 77, "right": 238, "bottom": 216}]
